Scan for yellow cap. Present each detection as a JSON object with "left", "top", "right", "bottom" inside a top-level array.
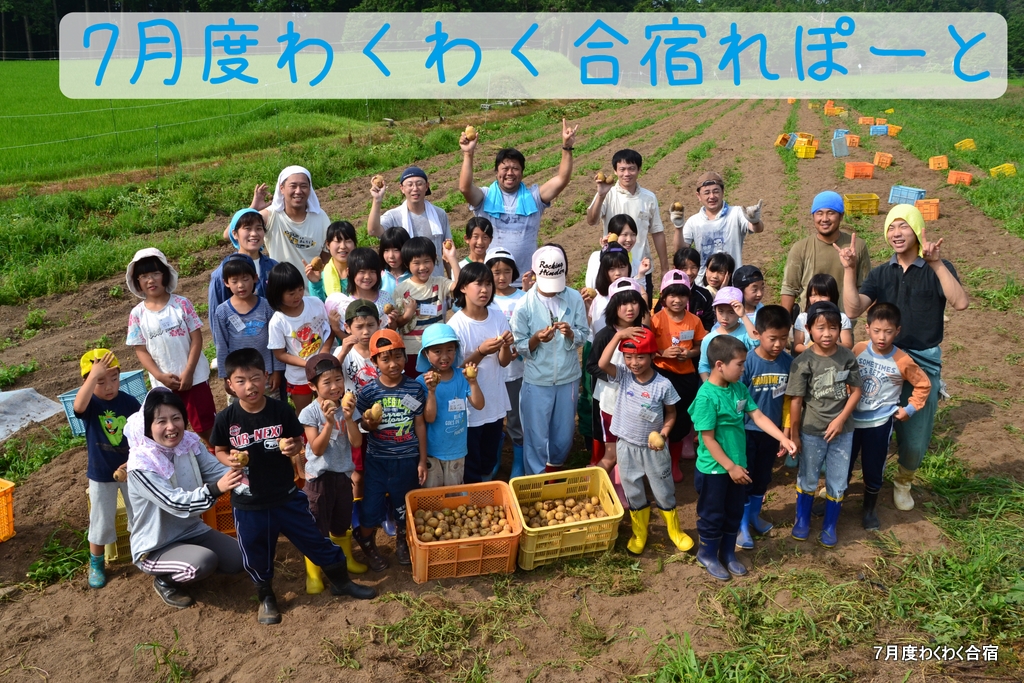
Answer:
[{"left": 80, "top": 349, "right": 120, "bottom": 377}]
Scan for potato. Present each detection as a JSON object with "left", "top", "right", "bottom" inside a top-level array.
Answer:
[
  {"left": 415, "top": 509, "right": 426, "bottom": 520},
  {"left": 464, "top": 125, "right": 478, "bottom": 141},
  {"left": 555, "top": 511, "right": 565, "bottom": 521},
  {"left": 591, "top": 496, "right": 600, "bottom": 506},
  {"left": 426, "top": 517, "right": 439, "bottom": 528},
  {"left": 113, "top": 468, "right": 127, "bottom": 482},
  {"left": 595, "top": 171, "right": 607, "bottom": 183},
  {"left": 420, "top": 532, "right": 434, "bottom": 543},
  {"left": 434, "top": 526, "right": 444, "bottom": 537},
  {"left": 545, "top": 511, "right": 556, "bottom": 521},
  {"left": 443, "top": 532, "right": 453, "bottom": 540},
  {"left": 341, "top": 392, "right": 356, "bottom": 411},
  {"left": 671, "top": 201, "right": 684, "bottom": 212},
  {"left": 648, "top": 431, "right": 666, "bottom": 451},
  {"left": 584, "top": 503, "right": 595, "bottom": 514},
  {"left": 371, "top": 403, "right": 383, "bottom": 420},
  {"left": 309, "top": 256, "right": 325, "bottom": 272},
  {"left": 606, "top": 233, "right": 618, "bottom": 244},
  {"left": 503, "top": 524, "right": 512, "bottom": 533},
  {"left": 548, "top": 519, "right": 559, "bottom": 526},
  {"left": 232, "top": 449, "right": 249, "bottom": 467},
  {"left": 465, "top": 365, "right": 478, "bottom": 380},
  {"left": 458, "top": 505, "right": 468, "bottom": 514},
  {"left": 322, "top": 399, "right": 337, "bottom": 412},
  {"left": 371, "top": 174, "right": 385, "bottom": 189},
  {"left": 383, "top": 303, "right": 395, "bottom": 315},
  {"left": 581, "top": 287, "right": 597, "bottom": 299},
  {"left": 565, "top": 498, "right": 576, "bottom": 508},
  {"left": 443, "top": 239, "right": 454, "bottom": 251}
]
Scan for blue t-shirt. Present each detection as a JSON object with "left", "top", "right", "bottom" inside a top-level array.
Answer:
[
  {"left": 211, "top": 296, "right": 280, "bottom": 379},
  {"left": 74, "top": 391, "right": 141, "bottom": 482},
  {"left": 356, "top": 377, "right": 426, "bottom": 460},
  {"left": 741, "top": 350, "right": 793, "bottom": 432},
  {"left": 417, "top": 370, "right": 472, "bottom": 461},
  {"left": 698, "top": 325, "right": 757, "bottom": 375}
]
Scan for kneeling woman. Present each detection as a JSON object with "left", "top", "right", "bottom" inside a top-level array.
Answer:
[{"left": 127, "top": 388, "right": 244, "bottom": 608}]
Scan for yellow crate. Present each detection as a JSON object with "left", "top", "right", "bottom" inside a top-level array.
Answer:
[
  {"left": 843, "top": 193, "right": 880, "bottom": 216},
  {"left": 808, "top": 103, "right": 820, "bottom": 110},
  {"left": 774, "top": 134, "right": 790, "bottom": 147},
  {"left": 954, "top": 138, "right": 976, "bottom": 151},
  {"left": 885, "top": 108, "right": 895, "bottom": 114},
  {"left": 929, "top": 155, "right": 948, "bottom": 170},
  {"left": 86, "top": 487, "right": 132, "bottom": 562},
  {"left": 795, "top": 145, "right": 817, "bottom": 159},
  {"left": 990, "top": 163, "right": 1017, "bottom": 178},
  {"left": 0, "top": 478, "right": 14, "bottom": 542},
  {"left": 510, "top": 467, "right": 624, "bottom": 570}
]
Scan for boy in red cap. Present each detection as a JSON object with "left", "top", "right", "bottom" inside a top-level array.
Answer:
[
  {"left": 597, "top": 326, "right": 691, "bottom": 556},
  {"left": 354, "top": 329, "right": 427, "bottom": 569}
]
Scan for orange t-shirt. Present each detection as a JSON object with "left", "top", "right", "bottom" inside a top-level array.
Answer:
[{"left": 652, "top": 308, "right": 707, "bottom": 375}]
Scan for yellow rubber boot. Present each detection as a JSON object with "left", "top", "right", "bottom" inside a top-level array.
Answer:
[
  {"left": 661, "top": 508, "right": 694, "bottom": 552},
  {"left": 304, "top": 556, "right": 325, "bottom": 595},
  {"left": 626, "top": 507, "right": 651, "bottom": 555},
  {"left": 331, "top": 531, "right": 368, "bottom": 574}
]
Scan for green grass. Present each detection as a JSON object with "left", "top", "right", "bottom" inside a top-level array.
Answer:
[
  {"left": 963, "top": 268, "right": 1024, "bottom": 312},
  {"left": 25, "top": 527, "right": 89, "bottom": 586},
  {"left": 687, "top": 140, "right": 718, "bottom": 169},
  {"left": 134, "top": 630, "right": 193, "bottom": 683},
  {"left": 0, "top": 426, "right": 85, "bottom": 484}
]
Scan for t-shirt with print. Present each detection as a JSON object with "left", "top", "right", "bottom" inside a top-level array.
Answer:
[
  {"left": 299, "top": 400, "right": 355, "bottom": 479},
  {"left": 337, "top": 346, "right": 379, "bottom": 395},
  {"left": 447, "top": 307, "right": 512, "bottom": 427},
  {"left": 394, "top": 276, "right": 453, "bottom": 356},
  {"left": 356, "top": 377, "right": 426, "bottom": 460},
  {"left": 417, "top": 370, "right": 472, "bottom": 461},
  {"left": 380, "top": 205, "right": 453, "bottom": 278},
  {"left": 697, "top": 325, "right": 756, "bottom": 375},
  {"left": 741, "top": 350, "right": 792, "bottom": 432},
  {"left": 786, "top": 346, "right": 863, "bottom": 436},
  {"left": 267, "top": 296, "right": 331, "bottom": 386},
  {"left": 76, "top": 391, "right": 141, "bottom": 482},
  {"left": 493, "top": 290, "right": 526, "bottom": 382},
  {"left": 609, "top": 365, "right": 680, "bottom": 448},
  {"left": 681, "top": 203, "right": 753, "bottom": 283},
  {"left": 651, "top": 308, "right": 706, "bottom": 376},
  {"left": 592, "top": 183, "right": 665, "bottom": 267},
  {"left": 126, "top": 294, "right": 211, "bottom": 389},
  {"left": 689, "top": 380, "right": 756, "bottom": 474},
  {"left": 471, "top": 183, "right": 549, "bottom": 288},
  {"left": 211, "top": 398, "right": 303, "bottom": 510}
]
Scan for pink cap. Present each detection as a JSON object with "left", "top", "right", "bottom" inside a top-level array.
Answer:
[
  {"left": 659, "top": 269, "right": 691, "bottom": 293},
  {"left": 712, "top": 286, "right": 744, "bottom": 307}
]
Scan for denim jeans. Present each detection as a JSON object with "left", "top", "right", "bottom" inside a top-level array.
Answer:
[{"left": 797, "top": 431, "right": 854, "bottom": 501}]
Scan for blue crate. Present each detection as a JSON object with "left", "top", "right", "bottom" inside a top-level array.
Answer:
[
  {"left": 58, "top": 370, "right": 148, "bottom": 436},
  {"left": 831, "top": 138, "right": 850, "bottom": 158},
  {"left": 870, "top": 125, "right": 889, "bottom": 136},
  {"left": 833, "top": 129, "right": 850, "bottom": 139},
  {"left": 888, "top": 185, "right": 926, "bottom": 205},
  {"left": 785, "top": 133, "right": 797, "bottom": 149}
]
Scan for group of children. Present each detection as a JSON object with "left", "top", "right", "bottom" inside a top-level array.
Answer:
[{"left": 74, "top": 174, "right": 933, "bottom": 609}]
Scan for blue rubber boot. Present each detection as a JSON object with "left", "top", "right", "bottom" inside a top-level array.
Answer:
[
  {"left": 382, "top": 496, "right": 396, "bottom": 537},
  {"left": 748, "top": 494, "right": 774, "bottom": 535},
  {"left": 719, "top": 533, "right": 748, "bottom": 576},
  {"left": 351, "top": 497, "right": 362, "bottom": 531},
  {"left": 792, "top": 492, "right": 814, "bottom": 541},
  {"left": 510, "top": 444, "right": 525, "bottom": 480},
  {"left": 696, "top": 536, "right": 731, "bottom": 581},
  {"left": 88, "top": 553, "right": 106, "bottom": 589},
  {"left": 736, "top": 502, "right": 755, "bottom": 550},
  {"left": 819, "top": 498, "right": 842, "bottom": 548},
  {"left": 784, "top": 453, "right": 798, "bottom": 468}
]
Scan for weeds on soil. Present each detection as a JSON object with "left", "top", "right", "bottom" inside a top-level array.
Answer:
[
  {"left": 134, "top": 629, "right": 193, "bottom": 683},
  {"left": 25, "top": 526, "right": 89, "bottom": 586},
  {"left": 562, "top": 550, "right": 645, "bottom": 596},
  {"left": 0, "top": 360, "right": 37, "bottom": 388},
  {"left": 0, "top": 426, "right": 85, "bottom": 484}
]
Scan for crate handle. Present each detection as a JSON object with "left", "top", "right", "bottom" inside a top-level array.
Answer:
[
  {"left": 560, "top": 528, "right": 589, "bottom": 544},
  {"left": 442, "top": 491, "right": 469, "bottom": 499}
]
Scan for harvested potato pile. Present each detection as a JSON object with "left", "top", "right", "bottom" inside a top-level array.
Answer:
[
  {"left": 520, "top": 496, "right": 607, "bottom": 528},
  {"left": 413, "top": 504, "right": 513, "bottom": 543}
]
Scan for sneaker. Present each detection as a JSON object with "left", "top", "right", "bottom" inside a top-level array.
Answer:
[{"left": 153, "top": 576, "right": 193, "bottom": 609}]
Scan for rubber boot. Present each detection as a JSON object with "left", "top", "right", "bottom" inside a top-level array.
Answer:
[
  {"left": 626, "top": 507, "right": 651, "bottom": 555},
  {"left": 382, "top": 497, "right": 397, "bottom": 536},
  {"left": 862, "top": 491, "right": 880, "bottom": 531},
  {"left": 719, "top": 533, "right": 748, "bottom": 576},
  {"left": 351, "top": 497, "right": 362, "bottom": 531},
  {"left": 792, "top": 492, "right": 814, "bottom": 541},
  {"left": 304, "top": 557, "right": 325, "bottom": 595},
  {"left": 736, "top": 502, "right": 755, "bottom": 550},
  {"left": 332, "top": 531, "right": 368, "bottom": 574},
  {"left": 395, "top": 529, "right": 411, "bottom": 566},
  {"left": 256, "top": 582, "right": 281, "bottom": 625},
  {"left": 669, "top": 441, "right": 684, "bottom": 483},
  {"left": 696, "top": 536, "right": 731, "bottom": 581},
  {"left": 322, "top": 561, "right": 377, "bottom": 600},
  {"left": 747, "top": 494, "right": 773, "bottom": 535},
  {"left": 612, "top": 465, "right": 628, "bottom": 510},
  {"left": 510, "top": 444, "right": 525, "bottom": 480},
  {"left": 354, "top": 528, "right": 389, "bottom": 572},
  {"left": 660, "top": 508, "right": 694, "bottom": 552},
  {"left": 88, "top": 553, "right": 106, "bottom": 589},
  {"left": 819, "top": 498, "right": 842, "bottom": 548},
  {"left": 893, "top": 465, "right": 915, "bottom": 511},
  {"left": 544, "top": 462, "right": 564, "bottom": 474},
  {"left": 784, "top": 453, "right": 798, "bottom": 468}
]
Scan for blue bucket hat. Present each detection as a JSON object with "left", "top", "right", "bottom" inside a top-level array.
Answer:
[
  {"left": 228, "top": 208, "right": 265, "bottom": 249},
  {"left": 416, "top": 323, "right": 463, "bottom": 373},
  {"left": 810, "top": 191, "right": 845, "bottom": 215}
]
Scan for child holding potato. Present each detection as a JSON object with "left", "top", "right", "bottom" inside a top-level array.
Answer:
[{"left": 597, "top": 327, "right": 689, "bottom": 556}]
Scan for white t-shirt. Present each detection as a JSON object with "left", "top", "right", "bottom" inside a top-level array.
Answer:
[
  {"left": 335, "top": 346, "right": 378, "bottom": 395},
  {"left": 588, "top": 293, "right": 610, "bottom": 342},
  {"left": 589, "top": 183, "right": 664, "bottom": 267},
  {"left": 681, "top": 203, "right": 752, "bottom": 283},
  {"left": 492, "top": 290, "right": 526, "bottom": 382},
  {"left": 794, "top": 311, "right": 853, "bottom": 333},
  {"left": 126, "top": 295, "right": 211, "bottom": 389},
  {"left": 447, "top": 307, "right": 512, "bottom": 427},
  {"left": 263, "top": 208, "right": 331, "bottom": 285},
  {"left": 267, "top": 296, "right": 332, "bottom": 385}
]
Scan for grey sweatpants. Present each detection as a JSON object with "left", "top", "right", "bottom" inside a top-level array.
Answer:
[
  {"left": 617, "top": 439, "right": 676, "bottom": 511},
  {"left": 136, "top": 529, "right": 243, "bottom": 584}
]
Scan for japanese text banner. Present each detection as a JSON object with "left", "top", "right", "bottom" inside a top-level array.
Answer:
[{"left": 59, "top": 13, "right": 1007, "bottom": 99}]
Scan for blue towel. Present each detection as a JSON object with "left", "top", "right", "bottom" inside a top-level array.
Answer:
[{"left": 482, "top": 182, "right": 538, "bottom": 217}]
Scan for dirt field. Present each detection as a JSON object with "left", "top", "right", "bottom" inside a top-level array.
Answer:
[{"left": 1, "top": 98, "right": 1022, "bottom": 682}]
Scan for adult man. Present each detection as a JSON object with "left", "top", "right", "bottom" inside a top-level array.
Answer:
[
  {"left": 459, "top": 118, "right": 579, "bottom": 287},
  {"left": 780, "top": 191, "right": 872, "bottom": 315},
  {"left": 672, "top": 171, "right": 765, "bottom": 284},
  {"left": 837, "top": 205, "right": 969, "bottom": 511},
  {"left": 235, "top": 165, "right": 331, "bottom": 286},
  {"left": 367, "top": 166, "right": 453, "bottom": 278},
  {"left": 586, "top": 148, "right": 669, "bottom": 302}
]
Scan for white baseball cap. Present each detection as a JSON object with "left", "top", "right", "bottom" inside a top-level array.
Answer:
[{"left": 531, "top": 246, "right": 567, "bottom": 294}]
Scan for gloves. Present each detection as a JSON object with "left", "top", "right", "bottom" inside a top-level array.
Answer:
[
  {"left": 744, "top": 200, "right": 764, "bottom": 224},
  {"left": 669, "top": 210, "right": 686, "bottom": 229}
]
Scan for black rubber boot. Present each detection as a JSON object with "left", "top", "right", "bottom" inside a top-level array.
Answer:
[
  {"left": 256, "top": 582, "right": 281, "bottom": 625},
  {"left": 323, "top": 562, "right": 377, "bottom": 600},
  {"left": 395, "top": 529, "right": 411, "bottom": 566},
  {"left": 862, "top": 490, "right": 881, "bottom": 531},
  {"left": 354, "top": 528, "right": 389, "bottom": 572},
  {"left": 153, "top": 576, "right": 193, "bottom": 609}
]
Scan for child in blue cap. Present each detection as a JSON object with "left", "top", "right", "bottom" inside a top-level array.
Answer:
[{"left": 209, "top": 208, "right": 279, "bottom": 318}]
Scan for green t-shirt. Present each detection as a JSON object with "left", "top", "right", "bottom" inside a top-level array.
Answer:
[{"left": 688, "top": 380, "right": 756, "bottom": 475}]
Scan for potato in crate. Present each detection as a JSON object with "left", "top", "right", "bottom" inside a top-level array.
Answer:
[
  {"left": 0, "top": 478, "right": 14, "bottom": 542},
  {"left": 510, "top": 467, "right": 624, "bottom": 571},
  {"left": 58, "top": 370, "right": 148, "bottom": 437},
  {"left": 888, "top": 185, "right": 926, "bottom": 205},
  {"left": 843, "top": 193, "right": 879, "bottom": 216}
]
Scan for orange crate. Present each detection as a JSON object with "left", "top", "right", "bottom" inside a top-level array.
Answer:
[
  {"left": 825, "top": 100, "right": 835, "bottom": 107},
  {"left": 929, "top": 155, "right": 948, "bottom": 170},
  {"left": 915, "top": 199, "right": 939, "bottom": 221},
  {"left": 787, "top": 98, "right": 796, "bottom": 104},
  {"left": 874, "top": 152, "right": 894, "bottom": 168},
  {"left": 845, "top": 162, "right": 874, "bottom": 179},
  {"left": 947, "top": 170, "right": 972, "bottom": 186},
  {"left": 875, "top": 118, "right": 888, "bottom": 125},
  {"left": 774, "top": 134, "right": 790, "bottom": 147},
  {"left": 405, "top": 482, "right": 522, "bottom": 584},
  {"left": 0, "top": 478, "right": 14, "bottom": 542},
  {"left": 201, "top": 492, "right": 236, "bottom": 538},
  {"left": 858, "top": 116, "right": 875, "bottom": 125},
  {"left": 845, "top": 134, "right": 860, "bottom": 147},
  {"left": 887, "top": 125, "right": 902, "bottom": 137},
  {"left": 824, "top": 106, "right": 837, "bottom": 116}
]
